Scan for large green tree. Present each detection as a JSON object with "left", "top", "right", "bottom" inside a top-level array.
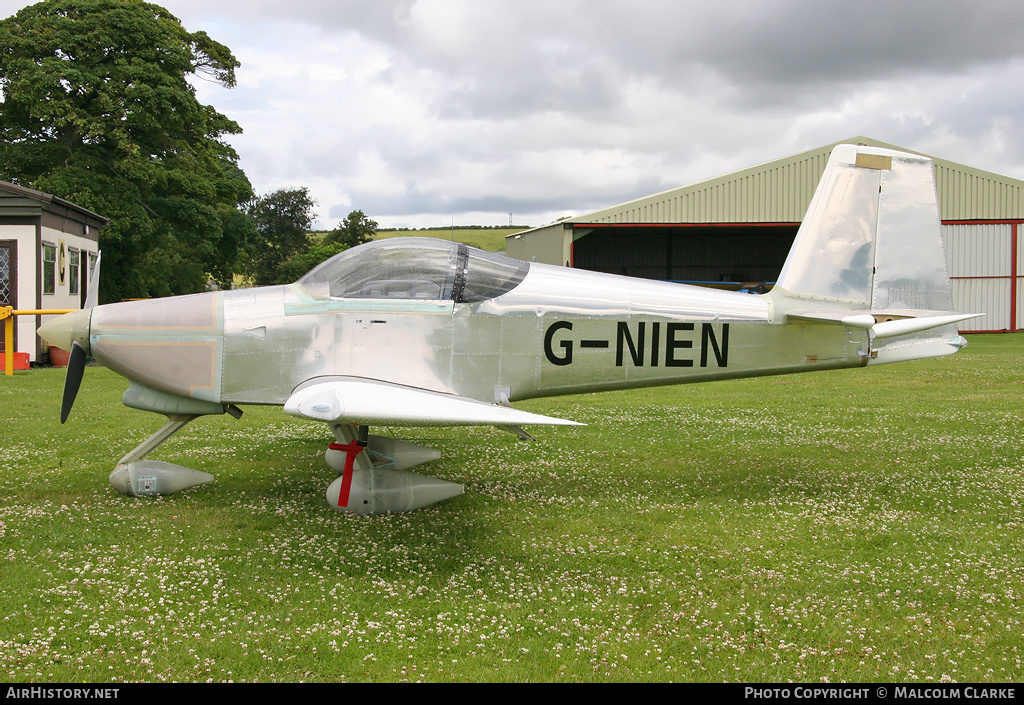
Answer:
[
  {"left": 326, "top": 209, "right": 378, "bottom": 249},
  {"left": 0, "top": 0, "right": 256, "bottom": 301},
  {"left": 276, "top": 209, "right": 380, "bottom": 283},
  {"left": 242, "top": 187, "right": 318, "bottom": 286}
]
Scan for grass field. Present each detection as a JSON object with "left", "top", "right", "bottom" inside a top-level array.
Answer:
[
  {"left": 306, "top": 227, "right": 520, "bottom": 252},
  {"left": 0, "top": 334, "right": 1021, "bottom": 682},
  {"left": 374, "top": 227, "right": 521, "bottom": 252}
]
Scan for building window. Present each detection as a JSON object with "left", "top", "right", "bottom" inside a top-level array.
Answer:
[
  {"left": 69, "top": 249, "right": 80, "bottom": 295},
  {"left": 0, "top": 246, "right": 11, "bottom": 304},
  {"left": 43, "top": 243, "right": 56, "bottom": 295}
]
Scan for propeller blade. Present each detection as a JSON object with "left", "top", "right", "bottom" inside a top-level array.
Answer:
[
  {"left": 84, "top": 252, "right": 101, "bottom": 309},
  {"left": 60, "top": 341, "right": 87, "bottom": 424},
  {"left": 47, "top": 252, "right": 98, "bottom": 423}
]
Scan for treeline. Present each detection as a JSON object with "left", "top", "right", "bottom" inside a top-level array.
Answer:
[{"left": 378, "top": 225, "right": 531, "bottom": 232}]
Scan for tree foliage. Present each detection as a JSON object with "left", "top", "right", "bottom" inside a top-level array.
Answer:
[
  {"left": 277, "top": 242, "right": 349, "bottom": 284},
  {"left": 242, "top": 187, "right": 318, "bottom": 286},
  {"left": 326, "top": 209, "right": 378, "bottom": 249},
  {"left": 0, "top": 0, "right": 256, "bottom": 301},
  {"left": 274, "top": 208, "right": 380, "bottom": 284}
]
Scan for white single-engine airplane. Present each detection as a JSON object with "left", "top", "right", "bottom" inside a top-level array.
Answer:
[{"left": 38, "top": 145, "right": 978, "bottom": 514}]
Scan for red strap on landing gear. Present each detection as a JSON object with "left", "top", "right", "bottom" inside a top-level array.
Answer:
[{"left": 328, "top": 440, "right": 364, "bottom": 507}]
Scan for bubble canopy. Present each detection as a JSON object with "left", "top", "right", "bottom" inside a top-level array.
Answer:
[{"left": 297, "top": 237, "right": 530, "bottom": 303}]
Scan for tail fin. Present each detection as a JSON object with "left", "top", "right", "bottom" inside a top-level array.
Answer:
[{"left": 768, "top": 144, "right": 978, "bottom": 361}]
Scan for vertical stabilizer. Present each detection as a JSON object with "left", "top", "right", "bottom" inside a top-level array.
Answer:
[{"left": 772, "top": 144, "right": 954, "bottom": 314}]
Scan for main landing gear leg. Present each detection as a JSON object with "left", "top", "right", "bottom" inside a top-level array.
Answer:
[{"left": 324, "top": 423, "right": 462, "bottom": 515}]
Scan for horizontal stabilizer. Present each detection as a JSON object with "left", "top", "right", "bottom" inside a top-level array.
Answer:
[
  {"left": 787, "top": 310, "right": 981, "bottom": 339},
  {"left": 285, "top": 377, "right": 584, "bottom": 428}
]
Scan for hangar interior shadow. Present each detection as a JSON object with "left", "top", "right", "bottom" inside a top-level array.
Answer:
[{"left": 571, "top": 224, "right": 799, "bottom": 289}]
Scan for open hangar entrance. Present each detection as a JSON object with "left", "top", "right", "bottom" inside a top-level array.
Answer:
[
  {"left": 569, "top": 222, "right": 798, "bottom": 291},
  {"left": 507, "top": 137, "right": 1024, "bottom": 332}
]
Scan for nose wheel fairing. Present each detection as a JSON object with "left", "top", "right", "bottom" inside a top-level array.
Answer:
[{"left": 108, "top": 414, "right": 215, "bottom": 497}]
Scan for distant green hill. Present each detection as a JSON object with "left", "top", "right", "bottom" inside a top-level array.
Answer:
[
  {"left": 306, "top": 227, "right": 530, "bottom": 252},
  {"left": 377, "top": 227, "right": 530, "bottom": 252}
]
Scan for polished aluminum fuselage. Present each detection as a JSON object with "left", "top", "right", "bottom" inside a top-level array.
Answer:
[
  {"left": 88, "top": 262, "right": 869, "bottom": 409},
  {"left": 35, "top": 145, "right": 968, "bottom": 513},
  {"left": 87, "top": 145, "right": 962, "bottom": 413}
]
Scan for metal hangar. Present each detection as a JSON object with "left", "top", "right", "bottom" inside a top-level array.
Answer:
[{"left": 506, "top": 137, "right": 1024, "bottom": 332}]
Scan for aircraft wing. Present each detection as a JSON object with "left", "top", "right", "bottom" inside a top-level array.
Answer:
[
  {"left": 284, "top": 377, "right": 584, "bottom": 428},
  {"left": 786, "top": 310, "right": 981, "bottom": 339}
]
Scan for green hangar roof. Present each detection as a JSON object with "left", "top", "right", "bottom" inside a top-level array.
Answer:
[{"left": 540, "top": 136, "right": 1024, "bottom": 228}]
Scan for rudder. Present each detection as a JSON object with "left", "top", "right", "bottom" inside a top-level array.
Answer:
[
  {"left": 768, "top": 144, "right": 976, "bottom": 363},
  {"left": 772, "top": 144, "right": 954, "bottom": 313}
]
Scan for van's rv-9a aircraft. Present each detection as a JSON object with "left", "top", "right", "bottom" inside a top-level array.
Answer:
[{"left": 38, "top": 145, "right": 979, "bottom": 514}]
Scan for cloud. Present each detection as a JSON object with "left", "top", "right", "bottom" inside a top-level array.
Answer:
[{"left": 4, "top": 0, "right": 1024, "bottom": 229}]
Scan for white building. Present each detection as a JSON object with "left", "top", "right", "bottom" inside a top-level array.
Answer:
[{"left": 0, "top": 181, "right": 106, "bottom": 361}]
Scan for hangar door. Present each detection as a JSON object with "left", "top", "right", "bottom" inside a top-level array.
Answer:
[
  {"left": 943, "top": 222, "right": 1022, "bottom": 332},
  {"left": 571, "top": 224, "right": 799, "bottom": 288}
]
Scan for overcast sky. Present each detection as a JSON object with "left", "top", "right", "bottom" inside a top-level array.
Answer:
[{"left": 3, "top": 0, "right": 1024, "bottom": 230}]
